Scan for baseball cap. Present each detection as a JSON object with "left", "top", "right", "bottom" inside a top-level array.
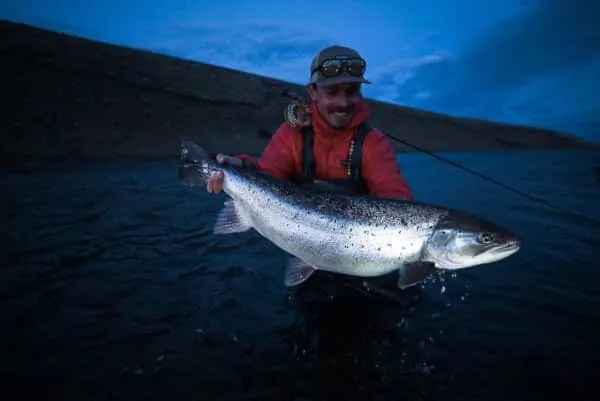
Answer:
[{"left": 309, "top": 45, "right": 372, "bottom": 87}]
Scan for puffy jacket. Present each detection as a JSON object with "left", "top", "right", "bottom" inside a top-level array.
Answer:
[{"left": 238, "top": 98, "right": 413, "bottom": 200}]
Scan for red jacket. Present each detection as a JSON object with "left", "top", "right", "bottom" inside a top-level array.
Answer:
[{"left": 239, "top": 99, "right": 413, "bottom": 200}]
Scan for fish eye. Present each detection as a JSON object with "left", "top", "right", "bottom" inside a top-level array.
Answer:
[{"left": 477, "top": 232, "right": 494, "bottom": 244}]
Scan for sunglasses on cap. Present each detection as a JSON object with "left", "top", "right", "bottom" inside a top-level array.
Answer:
[{"left": 311, "top": 57, "right": 366, "bottom": 78}]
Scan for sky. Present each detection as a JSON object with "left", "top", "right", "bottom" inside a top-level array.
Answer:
[{"left": 3, "top": 0, "right": 599, "bottom": 143}]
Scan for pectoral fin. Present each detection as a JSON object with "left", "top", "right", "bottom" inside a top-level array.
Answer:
[
  {"left": 284, "top": 258, "right": 317, "bottom": 287},
  {"left": 397, "top": 262, "right": 438, "bottom": 289},
  {"left": 213, "top": 200, "right": 252, "bottom": 234}
]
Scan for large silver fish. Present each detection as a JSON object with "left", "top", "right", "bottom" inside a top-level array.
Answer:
[{"left": 179, "top": 139, "right": 520, "bottom": 289}]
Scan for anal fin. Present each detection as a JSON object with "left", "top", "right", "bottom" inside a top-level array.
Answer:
[
  {"left": 213, "top": 200, "right": 252, "bottom": 234},
  {"left": 397, "top": 262, "right": 438, "bottom": 289},
  {"left": 284, "top": 258, "right": 317, "bottom": 287}
]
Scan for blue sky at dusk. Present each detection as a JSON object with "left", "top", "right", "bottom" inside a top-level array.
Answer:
[{"left": 3, "top": 0, "right": 599, "bottom": 142}]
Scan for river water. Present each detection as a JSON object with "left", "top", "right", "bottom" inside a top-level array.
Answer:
[{"left": 2, "top": 149, "right": 599, "bottom": 401}]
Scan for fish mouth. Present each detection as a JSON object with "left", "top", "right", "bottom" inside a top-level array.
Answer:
[
  {"left": 475, "top": 240, "right": 520, "bottom": 264},
  {"left": 444, "top": 240, "right": 521, "bottom": 269},
  {"left": 491, "top": 240, "right": 521, "bottom": 254}
]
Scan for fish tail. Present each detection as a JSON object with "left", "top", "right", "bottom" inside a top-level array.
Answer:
[{"left": 178, "top": 138, "right": 217, "bottom": 187}]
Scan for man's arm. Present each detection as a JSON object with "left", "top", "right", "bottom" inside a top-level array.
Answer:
[
  {"left": 236, "top": 123, "right": 297, "bottom": 180},
  {"left": 207, "top": 123, "right": 297, "bottom": 194},
  {"left": 361, "top": 129, "right": 414, "bottom": 200}
]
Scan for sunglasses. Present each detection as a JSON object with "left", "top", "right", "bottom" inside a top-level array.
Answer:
[{"left": 312, "top": 57, "right": 366, "bottom": 78}]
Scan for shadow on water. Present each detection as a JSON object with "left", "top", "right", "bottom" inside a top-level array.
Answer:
[{"left": 275, "top": 271, "right": 447, "bottom": 401}]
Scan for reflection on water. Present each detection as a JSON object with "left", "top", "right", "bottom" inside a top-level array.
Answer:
[{"left": 1, "top": 149, "right": 599, "bottom": 401}]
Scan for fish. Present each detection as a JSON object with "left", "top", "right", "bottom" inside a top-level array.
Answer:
[{"left": 178, "top": 139, "right": 521, "bottom": 289}]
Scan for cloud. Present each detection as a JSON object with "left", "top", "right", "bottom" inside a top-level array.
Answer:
[
  {"left": 146, "top": 4, "right": 600, "bottom": 141},
  {"left": 380, "top": 0, "right": 600, "bottom": 139},
  {"left": 363, "top": 50, "right": 452, "bottom": 104},
  {"left": 500, "top": 56, "right": 600, "bottom": 139},
  {"left": 149, "top": 21, "right": 334, "bottom": 84}
]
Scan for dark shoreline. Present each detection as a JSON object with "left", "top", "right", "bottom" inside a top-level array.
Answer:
[{"left": 1, "top": 20, "right": 595, "bottom": 165}]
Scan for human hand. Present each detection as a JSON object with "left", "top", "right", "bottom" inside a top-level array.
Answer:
[{"left": 206, "top": 154, "right": 243, "bottom": 194}]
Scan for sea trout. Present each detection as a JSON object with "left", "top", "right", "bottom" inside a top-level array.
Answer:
[{"left": 179, "top": 139, "right": 520, "bottom": 289}]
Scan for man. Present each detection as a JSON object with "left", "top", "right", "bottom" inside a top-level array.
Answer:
[{"left": 206, "top": 45, "right": 413, "bottom": 200}]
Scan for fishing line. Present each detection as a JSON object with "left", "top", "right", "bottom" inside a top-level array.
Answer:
[
  {"left": 382, "top": 133, "right": 600, "bottom": 226},
  {"left": 280, "top": 89, "right": 600, "bottom": 227}
]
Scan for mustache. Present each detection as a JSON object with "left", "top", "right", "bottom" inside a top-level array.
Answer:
[{"left": 329, "top": 107, "right": 354, "bottom": 113}]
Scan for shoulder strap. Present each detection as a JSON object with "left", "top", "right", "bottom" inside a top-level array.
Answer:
[
  {"left": 302, "top": 126, "right": 315, "bottom": 181},
  {"left": 349, "top": 121, "right": 371, "bottom": 186},
  {"left": 301, "top": 121, "right": 372, "bottom": 186}
]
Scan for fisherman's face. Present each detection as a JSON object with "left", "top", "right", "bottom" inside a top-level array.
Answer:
[{"left": 309, "top": 83, "right": 362, "bottom": 128}]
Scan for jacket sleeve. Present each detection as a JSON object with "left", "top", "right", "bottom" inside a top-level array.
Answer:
[
  {"left": 361, "top": 130, "right": 414, "bottom": 200},
  {"left": 236, "top": 123, "right": 297, "bottom": 180}
]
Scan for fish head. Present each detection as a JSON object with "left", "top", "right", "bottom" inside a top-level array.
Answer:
[{"left": 424, "top": 212, "right": 520, "bottom": 270}]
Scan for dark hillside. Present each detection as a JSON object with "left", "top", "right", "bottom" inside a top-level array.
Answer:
[{"left": 1, "top": 20, "right": 592, "bottom": 164}]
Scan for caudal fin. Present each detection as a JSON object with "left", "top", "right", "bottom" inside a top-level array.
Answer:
[
  {"left": 180, "top": 138, "right": 210, "bottom": 162},
  {"left": 178, "top": 138, "right": 213, "bottom": 187}
]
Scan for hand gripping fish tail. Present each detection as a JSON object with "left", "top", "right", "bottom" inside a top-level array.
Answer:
[{"left": 179, "top": 139, "right": 521, "bottom": 290}]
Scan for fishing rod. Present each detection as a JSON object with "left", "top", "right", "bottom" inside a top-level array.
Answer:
[{"left": 280, "top": 89, "right": 600, "bottom": 227}]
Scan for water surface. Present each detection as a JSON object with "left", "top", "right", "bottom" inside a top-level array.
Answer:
[{"left": 1, "top": 149, "right": 599, "bottom": 401}]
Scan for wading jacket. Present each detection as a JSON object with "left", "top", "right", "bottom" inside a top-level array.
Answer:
[{"left": 238, "top": 99, "right": 413, "bottom": 200}]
